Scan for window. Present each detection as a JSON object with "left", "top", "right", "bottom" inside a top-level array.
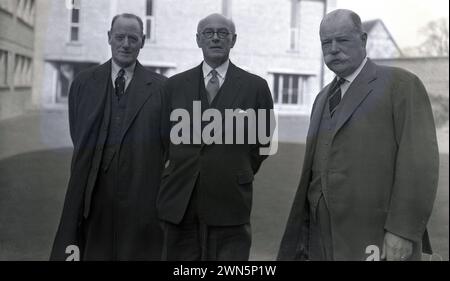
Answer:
[
  {"left": 69, "top": 2, "right": 81, "bottom": 42},
  {"left": 14, "top": 55, "right": 32, "bottom": 87},
  {"left": 0, "top": 0, "right": 14, "bottom": 14},
  {"left": 145, "top": 0, "right": 155, "bottom": 41},
  {"left": 0, "top": 50, "right": 8, "bottom": 87},
  {"left": 222, "top": 0, "right": 232, "bottom": 18},
  {"left": 17, "top": 0, "right": 35, "bottom": 26},
  {"left": 54, "top": 62, "right": 98, "bottom": 103},
  {"left": 290, "top": 0, "right": 300, "bottom": 51},
  {"left": 272, "top": 73, "right": 311, "bottom": 107}
]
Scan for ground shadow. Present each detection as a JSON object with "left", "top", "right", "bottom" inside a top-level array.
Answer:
[
  {"left": 0, "top": 148, "right": 72, "bottom": 260},
  {"left": 0, "top": 145, "right": 448, "bottom": 260}
]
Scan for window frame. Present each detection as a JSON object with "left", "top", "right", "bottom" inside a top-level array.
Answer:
[
  {"left": 13, "top": 54, "right": 32, "bottom": 88},
  {"left": 145, "top": 0, "right": 155, "bottom": 41},
  {"left": 0, "top": 0, "right": 14, "bottom": 15},
  {"left": 289, "top": 0, "right": 300, "bottom": 51},
  {"left": 16, "top": 0, "right": 35, "bottom": 27},
  {"left": 0, "top": 50, "right": 8, "bottom": 87},
  {"left": 69, "top": 1, "right": 81, "bottom": 43},
  {"left": 271, "top": 72, "right": 313, "bottom": 112}
]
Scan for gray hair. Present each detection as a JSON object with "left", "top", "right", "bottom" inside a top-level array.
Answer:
[
  {"left": 110, "top": 13, "right": 144, "bottom": 34},
  {"left": 197, "top": 13, "right": 236, "bottom": 34},
  {"left": 321, "top": 9, "right": 364, "bottom": 34}
]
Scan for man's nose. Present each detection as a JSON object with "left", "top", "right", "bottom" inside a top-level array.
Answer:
[
  {"left": 122, "top": 37, "right": 130, "bottom": 48},
  {"left": 330, "top": 40, "right": 339, "bottom": 53},
  {"left": 212, "top": 32, "right": 220, "bottom": 42}
]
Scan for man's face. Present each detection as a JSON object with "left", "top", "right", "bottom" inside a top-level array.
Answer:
[
  {"left": 108, "top": 17, "right": 145, "bottom": 68},
  {"left": 196, "top": 16, "right": 236, "bottom": 67},
  {"left": 320, "top": 16, "right": 367, "bottom": 77}
]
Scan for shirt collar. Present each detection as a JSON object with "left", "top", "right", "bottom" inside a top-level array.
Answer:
[
  {"left": 111, "top": 59, "right": 136, "bottom": 79},
  {"left": 202, "top": 59, "right": 230, "bottom": 79},
  {"left": 342, "top": 56, "right": 368, "bottom": 84}
]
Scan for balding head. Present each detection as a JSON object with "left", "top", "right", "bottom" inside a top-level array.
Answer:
[
  {"left": 319, "top": 9, "right": 367, "bottom": 77},
  {"left": 197, "top": 13, "right": 236, "bottom": 34},
  {"left": 196, "top": 13, "right": 237, "bottom": 68},
  {"left": 320, "top": 9, "right": 363, "bottom": 37}
]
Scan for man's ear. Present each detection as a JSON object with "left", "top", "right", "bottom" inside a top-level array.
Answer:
[
  {"left": 361, "top": 32, "right": 368, "bottom": 48},
  {"left": 196, "top": 33, "right": 201, "bottom": 48},
  {"left": 230, "top": 34, "right": 237, "bottom": 48},
  {"left": 141, "top": 35, "right": 146, "bottom": 49},
  {"left": 108, "top": 31, "right": 112, "bottom": 45}
]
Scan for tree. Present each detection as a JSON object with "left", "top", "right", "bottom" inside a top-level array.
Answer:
[{"left": 417, "top": 18, "right": 449, "bottom": 57}]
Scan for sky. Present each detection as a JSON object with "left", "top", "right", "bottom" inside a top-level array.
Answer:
[{"left": 336, "top": 0, "right": 449, "bottom": 49}]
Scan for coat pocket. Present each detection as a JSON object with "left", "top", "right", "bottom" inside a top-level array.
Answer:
[{"left": 161, "top": 163, "right": 174, "bottom": 179}]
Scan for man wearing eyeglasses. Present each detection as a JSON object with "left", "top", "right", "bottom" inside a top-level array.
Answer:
[
  {"left": 157, "top": 13, "right": 274, "bottom": 261},
  {"left": 51, "top": 13, "right": 167, "bottom": 260}
]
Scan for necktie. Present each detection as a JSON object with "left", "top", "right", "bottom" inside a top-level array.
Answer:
[
  {"left": 328, "top": 77, "right": 345, "bottom": 117},
  {"left": 206, "top": 69, "right": 220, "bottom": 104},
  {"left": 115, "top": 68, "right": 125, "bottom": 100}
]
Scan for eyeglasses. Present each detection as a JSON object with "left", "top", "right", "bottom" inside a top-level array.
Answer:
[{"left": 201, "top": 30, "right": 231, "bottom": 39}]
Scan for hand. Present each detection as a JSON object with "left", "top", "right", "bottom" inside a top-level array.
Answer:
[{"left": 381, "top": 231, "right": 413, "bottom": 261}]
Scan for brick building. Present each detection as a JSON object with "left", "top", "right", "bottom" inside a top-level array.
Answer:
[
  {"left": 37, "top": 0, "right": 425, "bottom": 143},
  {"left": 0, "top": 0, "right": 37, "bottom": 120},
  {"left": 375, "top": 56, "right": 449, "bottom": 128},
  {"left": 39, "top": 0, "right": 337, "bottom": 116}
]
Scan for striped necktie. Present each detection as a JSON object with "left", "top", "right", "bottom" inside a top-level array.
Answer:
[
  {"left": 328, "top": 77, "right": 345, "bottom": 117},
  {"left": 114, "top": 68, "right": 125, "bottom": 100},
  {"left": 206, "top": 69, "right": 220, "bottom": 104}
]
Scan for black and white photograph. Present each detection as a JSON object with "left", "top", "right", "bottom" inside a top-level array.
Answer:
[{"left": 0, "top": 0, "right": 448, "bottom": 266}]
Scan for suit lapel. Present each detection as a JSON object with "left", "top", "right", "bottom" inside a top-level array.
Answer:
[
  {"left": 85, "top": 60, "right": 111, "bottom": 133},
  {"left": 181, "top": 64, "right": 205, "bottom": 144},
  {"left": 120, "top": 61, "right": 154, "bottom": 142},
  {"left": 215, "top": 62, "right": 243, "bottom": 111},
  {"left": 183, "top": 64, "right": 203, "bottom": 106},
  {"left": 304, "top": 87, "right": 329, "bottom": 166},
  {"left": 332, "top": 59, "right": 377, "bottom": 139}
]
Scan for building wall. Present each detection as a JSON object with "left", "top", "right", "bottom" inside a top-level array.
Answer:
[
  {"left": 31, "top": 0, "right": 50, "bottom": 109},
  {"left": 0, "top": 0, "right": 36, "bottom": 120},
  {"left": 139, "top": 0, "right": 223, "bottom": 74},
  {"left": 43, "top": 0, "right": 110, "bottom": 63},
  {"left": 374, "top": 57, "right": 449, "bottom": 98},
  {"left": 375, "top": 56, "right": 449, "bottom": 128},
  {"left": 39, "top": 0, "right": 335, "bottom": 116}
]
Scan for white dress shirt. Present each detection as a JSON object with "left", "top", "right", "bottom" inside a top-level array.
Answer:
[
  {"left": 202, "top": 59, "right": 230, "bottom": 88},
  {"left": 340, "top": 56, "right": 368, "bottom": 97},
  {"left": 111, "top": 59, "right": 136, "bottom": 91}
]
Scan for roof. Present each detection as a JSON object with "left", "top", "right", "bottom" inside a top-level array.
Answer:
[
  {"left": 362, "top": 19, "right": 379, "bottom": 33},
  {"left": 362, "top": 19, "right": 403, "bottom": 56}
]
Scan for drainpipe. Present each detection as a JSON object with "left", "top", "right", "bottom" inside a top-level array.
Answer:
[{"left": 320, "top": 0, "right": 328, "bottom": 89}]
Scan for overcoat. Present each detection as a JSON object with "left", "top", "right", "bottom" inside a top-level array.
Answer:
[
  {"left": 278, "top": 59, "right": 439, "bottom": 260},
  {"left": 50, "top": 60, "right": 167, "bottom": 260}
]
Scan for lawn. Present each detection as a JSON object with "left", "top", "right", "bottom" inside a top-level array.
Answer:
[{"left": 0, "top": 143, "right": 448, "bottom": 260}]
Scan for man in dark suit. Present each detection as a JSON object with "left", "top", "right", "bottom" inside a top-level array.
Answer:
[
  {"left": 157, "top": 13, "right": 274, "bottom": 261},
  {"left": 50, "top": 13, "right": 166, "bottom": 260},
  {"left": 278, "top": 9, "right": 439, "bottom": 261}
]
